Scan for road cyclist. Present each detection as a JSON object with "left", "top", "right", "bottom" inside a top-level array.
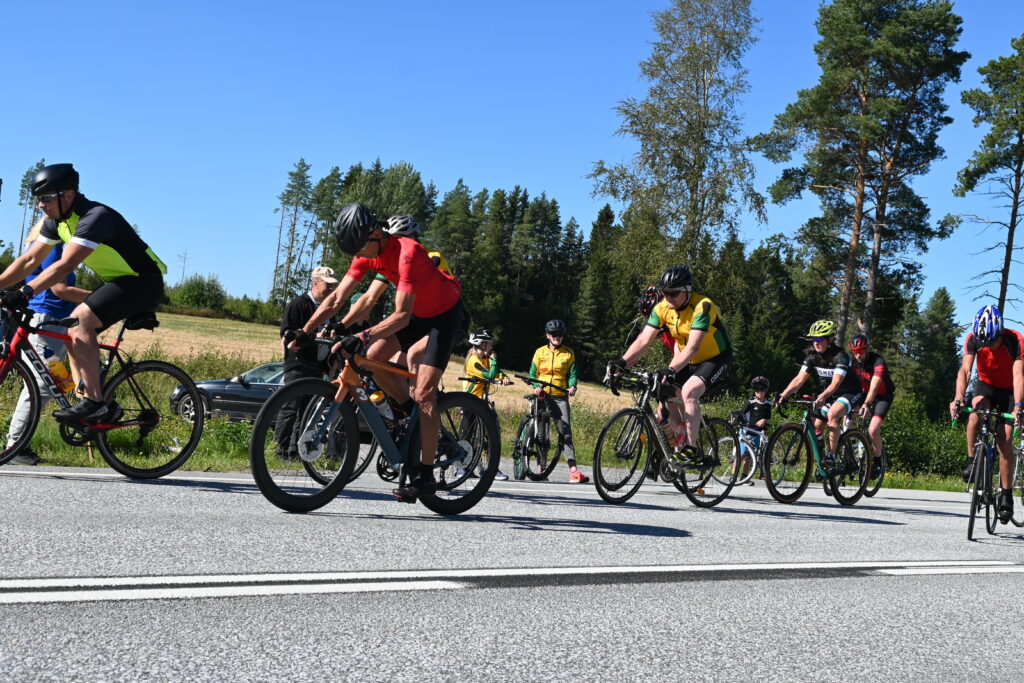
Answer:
[
  {"left": 949, "top": 304, "right": 1024, "bottom": 524},
  {"left": 729, "top": 376, "right": 772, "bottom": 484},
  {"left": 847, "top": 334, "right": 895, "bottom": 493}
]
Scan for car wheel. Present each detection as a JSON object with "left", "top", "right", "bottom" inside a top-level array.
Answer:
[{"left": 176, "top": 394, "right": 208, "bottom": 423}]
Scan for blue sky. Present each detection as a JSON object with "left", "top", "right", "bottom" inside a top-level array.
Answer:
[{"left": 1, "top": 0, "right": 1023, "bottom": 327}]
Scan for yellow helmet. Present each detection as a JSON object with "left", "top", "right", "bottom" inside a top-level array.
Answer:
[{"left": 807, "top": 319, "right": 837, "bottom": 338}]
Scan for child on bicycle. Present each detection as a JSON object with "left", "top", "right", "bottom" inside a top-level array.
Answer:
[
  {"left": 463, "top": 329, "right": 512, "bottom": 480},
  {"left": 736, "top": 376, "right": 772, "bottom": 449}
]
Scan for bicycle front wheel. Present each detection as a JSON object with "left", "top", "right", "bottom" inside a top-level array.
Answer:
[
  {"left": 714, "top": 434, "right": 756, "bottom": 486},
  {"left": 524, "top": 416, "right": 558, "bottom": 481},
  {"left": 674, "top": 417, "right": 739, "bottom": 508},
  {"left": 593, "top": 408, "right": 651, "bottom": 504},
  {"left": 249, "top": 378, "right": 359, "bottom": 512},
  {"left": 96, "top": 361, "right": 203, "bottom": 478},
  {"left": 0, "top": 358, "right": 41, "bottom": 466},
  {"left": 414, "top": 391, "right": 500, "bottom": 515},
  {"left": 829, "top": 429, "right": 871, "bottom": 506},
  {"left": 1011, "top": 449, "right": 1024, "bottom": 528},
  {"left": 967, "top": 440, "right": 988, "bottom": 540},
  {"left": 762, "top": 422, "right": 812, "bottom": 504}
]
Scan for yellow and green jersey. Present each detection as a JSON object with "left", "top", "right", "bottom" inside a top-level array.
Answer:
[
  {"left": 646, "top": 293, "right": 731, "bottom": 364},
  {"left": 463, "top": 355, "right": 507, "bottom": 398},
  {"left": 529, "top": 345, "right": 577, "bottom": 397}
]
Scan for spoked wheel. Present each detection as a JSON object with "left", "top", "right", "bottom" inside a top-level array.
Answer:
[
  {"left": 828, "top": 429, "right": 871, "bottom": 506},
  {"left": 714, "top": 434, "right": 757, "bottom": 486},
  {"left": 1011, "top": 450, "right": 1024, "bottom": 528},
  {"left": 524, "top": 415, "right": 559, "bottom": 482},
  {"left": 249, "top": 378, "right": 359, "bottom": 512},
  {"left": 511, "top": 415, "right": 530, "bottom": 481},
  {"left": 96, "top": 360, "right": 204, "bottom": 479},
  {"left": 762, "top": 422, "right": 812, "bottom": 504},
  {"left": 0, "top": 358, "right": 41, "bottom": 467},
  {"left": 672, "top": 417, "right": 739, "bottom": 508},
  {"left": 864, "top": 444, "right": 886, "bottom": 498},
  {"left": 593, "top": 408, "right": 652, "bottom": 504},
  {"left": 414, "top": 392, "right": 500, "bottom": 515},
  {"left": 984, "top": 448, "right": 1002, "bottom": 536},
  {"left": 967, "top": 441, "right": 988, "bottom": 540}
]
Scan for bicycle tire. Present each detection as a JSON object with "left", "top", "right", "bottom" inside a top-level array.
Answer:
[
  {"left": 984, "top": 447, "right": 1001, "bottom": 535},
  {"left": 864, "top": 445, "right": 886, "bottom": 498},
  {"left": 0, "top": 358, "right": 42, "bottom": 466},
  {"left": 249, "top": 378, "right": 359, "bottom": 512},
  {"left": 412, "top": 391, "right": 500, "bottom": 515},
  {"left": 524, "top": 413, "right": 559, "bottom": 481},
  {"left": 511, "top": 415, "right": 530, "bottom": 480},
  {"left": 96, "top": 360, "right": 204, "bottom": 479},
  {"left": 714, "top": 434, "right": 756, "bottom": 486},
  {"left": 673, "top": 417, "right": 739, "bottom": 508},
  {"left": 967, "top": 440, "right": 987, "bottom": 540},
  {"left": 829, "top": 428, "right": 870, "bottom": 506},
  {"left": 761, "top": 422, "right": 812, "bottom": 504},
  {"left": 593, "top": 408, "right": 651, "bottom": 505},
  {"left": 1010, "top": 449, "right": 1024, "bottom": 527}
]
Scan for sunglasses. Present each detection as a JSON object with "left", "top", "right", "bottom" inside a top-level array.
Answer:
[
  {"left": 37, "top": 192, "right": 65, "bottom": 204},
  {"left": 810, "top": 337, "right": 829, "bottom": 343},
  {"left": 661, "top": 288, "right": 687, "bottom": 298}
]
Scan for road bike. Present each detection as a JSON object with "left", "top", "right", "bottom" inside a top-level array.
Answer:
[
  {"left": 592, "top": 367, "right": 739, "bottom": 507},
  {"left": 0, "top": 305, "right": 204, "bottom": 478},
  {"left": 249, "top": 352, "right": 500, "bottom": 515},
  {"left": 956, "top": 405, "right": 1019, "bottom": 540},
  {"left": 509, "top": 374, "right": 573, "bottom": 481},
  {"left": 761, "top": 396, "right": 872, "bottom": 506}
]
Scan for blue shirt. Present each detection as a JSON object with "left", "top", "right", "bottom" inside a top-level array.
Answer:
[{"left": 27, "top": 244, "right": 76, "bottom": 318}]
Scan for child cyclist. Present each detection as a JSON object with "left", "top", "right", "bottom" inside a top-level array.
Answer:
[
  {"left": 463, "top": 329, "right": 512, "bottom": 480},
  {"left": 736, "top": 376, "right": 772, "bottom": 448}
]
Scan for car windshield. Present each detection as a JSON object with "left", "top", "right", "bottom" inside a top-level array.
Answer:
[{"left": 243, "top": 363, "right": 283, "bottom": 384}]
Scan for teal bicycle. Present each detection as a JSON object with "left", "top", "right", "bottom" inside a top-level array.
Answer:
[{"left": 761, "top": 396, "right": 872, "bottom": 506}]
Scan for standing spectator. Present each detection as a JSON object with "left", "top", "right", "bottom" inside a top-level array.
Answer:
[{"left": 275, "top": 266, "right": 338, "bottom": 459}]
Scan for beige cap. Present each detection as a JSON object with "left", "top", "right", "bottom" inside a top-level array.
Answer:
[{"left": 311, "top": 266, "right": 338, "bottom": 284}]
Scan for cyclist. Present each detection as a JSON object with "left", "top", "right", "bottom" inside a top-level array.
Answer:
[
  {"left": 463, "top": 329, "right": 512, "bottom": 480},
  {"left": 610, "top": 265, "right": 732, "bottom": 457},
  {"left": 528, "top": 319, "right": 587, "bottom": 482},
  {"left": 848, "top": 334, "right": 895, "bottom": 477},
  {"left": 776, "top": 320, "right": 865, "bottom": 470},
  {"left": 295, "top": 203, "right": 466, "bottom": 503},
  {"left": 949, "top": 305, "right": 1024, "bottom": 523},
  {"left": 0, "top": 163, "right": 166, "bottom": 424},
  {"left": 737, "top": 376, "right": 772, "bottom": 447}
]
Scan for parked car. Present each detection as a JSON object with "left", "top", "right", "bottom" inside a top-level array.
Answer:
[{"left": 171, "top": 361, "right": 284, "bottom": 422}]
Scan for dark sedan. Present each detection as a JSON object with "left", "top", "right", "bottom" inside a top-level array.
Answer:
[{"left": 171, "top": 361, "right": 284, "bottom": 422}]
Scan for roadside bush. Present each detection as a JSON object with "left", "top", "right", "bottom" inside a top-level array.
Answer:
[{"left": 174, "top": 274, "right": 227, "bottom": 311}]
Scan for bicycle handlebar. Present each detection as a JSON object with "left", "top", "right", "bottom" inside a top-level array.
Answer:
[{"left": 513, "top": 374, "right": 566, "bottom": 392}]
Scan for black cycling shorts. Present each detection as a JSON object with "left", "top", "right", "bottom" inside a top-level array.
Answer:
[
  {"left": 973, "top": 381, "right": 1014, "bottom": 414},
  {"left": 676, "top": 350, "right": 732, "bottom": 388},
  {"left": 394, "top": 299, "right": 467, "bottom": 369},
  {"left": 870, "top": 394, "right": 895, "bottom": 420},
  {"left": 835, "top": 391, "right": 865, "bottom": 413},
  {"left": 84, "top": 275, "right": 164, "bottom": 330}
]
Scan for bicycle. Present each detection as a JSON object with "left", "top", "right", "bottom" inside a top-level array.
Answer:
[
  {"left": 458, "top": 373, "right": 506, "bottom": 476},
  {"left": 761, "top": 396, "right": 872, "bottom": 506},
  {"left": 0, "top": 304, "right": 205, "bottom": 478},
  {"left": 844, "top": 410, "right": 886, "bottom": 498},
  {"left": 509, "top": 374, "right": 570, "bottom": 481},
  {"left": 592, "top": 367, "right": 739, "bottom": 507},
  {"left": 955, "top": 405, "right": 1018, "bottom": 540},
  {"left": 725, "top": 412, "right": 768, "bottom": 486},
  {"left": 249, "top": 351, "right": 500, "bottom": 515}
]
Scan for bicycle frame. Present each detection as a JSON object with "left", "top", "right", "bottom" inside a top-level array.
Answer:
[{"left": 782, "top": 398, "right": 831, "bottom": 479}]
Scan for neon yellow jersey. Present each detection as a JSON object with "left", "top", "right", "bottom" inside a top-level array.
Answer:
[
  {"left": 463, "top": 355, "right": 507, "bottom": 398},
  {"left": 647, "top": 294, "right": 731, "bottom": 364},
  {"left": 529, "top": 345, "right": 577, "bottom": 397},
  {"left": 428, "top": 251, "right": 452, "bottom": 276}
]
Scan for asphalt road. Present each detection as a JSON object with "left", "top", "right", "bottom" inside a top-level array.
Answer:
[{"left": 1, "top": 463, "right": 1021, "bottom": 681}]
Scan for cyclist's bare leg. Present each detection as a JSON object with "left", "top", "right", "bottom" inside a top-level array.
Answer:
[
  {"left": 680, "top": 376, "right": 706, "bottom": 449},
  {"left": 366, "top": 336, "right": 409, "bottom": 404},
  {"left": 66, "top": 304, "right": 103, "bottom": 401},
  {"left": 868, "top": 415, "right": 884, "bottom": 463},
  {"left": 406, "top": 339, "right": 443, "bottom": 467},
  {"left": 825, "top": 401, "right": 847, "bottom": 453}
]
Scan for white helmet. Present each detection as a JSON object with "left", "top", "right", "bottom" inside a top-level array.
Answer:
[
  {"left": 468, "top": 329, "right": 494, "bottom": 346},
  {"left": 386, "top": 214, "right": 421, "bottom": 238}
]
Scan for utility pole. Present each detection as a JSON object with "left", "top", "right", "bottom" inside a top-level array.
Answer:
[{"left": 178, "top": 250, "right": 188, "bottom": 284}]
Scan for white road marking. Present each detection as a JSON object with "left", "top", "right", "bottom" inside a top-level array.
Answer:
[{"left": 877, "top": 566, "right": 1024, "bottom": 576}]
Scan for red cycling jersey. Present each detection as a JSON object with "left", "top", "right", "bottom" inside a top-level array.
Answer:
[
  {"left": 346, "top": 236, "right": 462, "bottom": 319},
  {"left": 965, "top": 328, "right": 1024, "bottom": 389}
]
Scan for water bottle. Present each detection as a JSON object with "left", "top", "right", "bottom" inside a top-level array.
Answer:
[
  {"left": 369, "top": 390, "right": 394, "bottom": 422},
  {"left": 659, "top": 419, "right": 677, "bottom": 448},
  {"left": 48, "top": 360, "right": 75, "bottom": 394}
]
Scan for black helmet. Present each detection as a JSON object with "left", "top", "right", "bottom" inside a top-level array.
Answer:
[
  {"left": 658, "top": 265, "right": 693, "bottom": 291},
  {"left": 334, "top": 203, "right": 378, "bottom": 255},
  {"left": 751, "top": 376, "right": 769, "bottom": 391},
  {"left": 32, "top": 163, "right": 79, "bottom": 196},
  {"left": 544, "top": 319, "right": 567, "bottom": 335}
]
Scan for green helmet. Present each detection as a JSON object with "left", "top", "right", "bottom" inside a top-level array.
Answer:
[{"left": 807, "top": 320, "right": 837, "bottom": 338}]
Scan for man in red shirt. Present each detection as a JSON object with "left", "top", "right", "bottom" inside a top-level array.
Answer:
[
  {"left": 950, "top": 305, "right": 1024, "bottom": 522},
  {"left": 296, "top": 203, "right": 466, "bottom": 503}
]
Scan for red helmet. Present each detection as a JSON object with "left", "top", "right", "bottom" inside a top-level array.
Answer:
[{"left": 849, "top": 334, "right": 869, "bottom": 352}]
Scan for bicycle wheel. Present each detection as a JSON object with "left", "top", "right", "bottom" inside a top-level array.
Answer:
[
  {"left": 1011, "top": 449, "right": 1024, "bottom": 528},
  {"left": 829, "top": 429, "right": 871, "bottom": 506},
  {"left": 413, "top": 391, "right": 500, "bottom": 515},
  {"left": 300, "top": 403, "right": 376, "bottom": 485},
  {"left": 593, "top": 408, "right": 652, "bottom": 504},
  {"left": 714, "top": 434, "right": 755, "bottom": 486},
  {"left": 249, "top": 378, "right": 359, "bottom": 512},
  {"left": 967, "top": 440, "right": 987, "bottom": 540},
  {"left": 511, "top": 415, "right": 530, "bottom": 480},
  {"left": 673, "top": 417, "right": 739, "bottom": 508},
  {"left": 984, "top": 449, "right": 1002, "bottom": 535},
  {"left": 762, "top": 422, "right": 813, "bottom": 504},
  {"left": 524, "top": 415, "right": 559, "bottom": 481},
  {"left": 96, "top": 360, "right": 204, "bottom": 479},
  {"left": 864, "top": 444, "right": 886, "bottom": 498},
  {"left": 0, "top": 358, "right": 41, "bottom": 466}
]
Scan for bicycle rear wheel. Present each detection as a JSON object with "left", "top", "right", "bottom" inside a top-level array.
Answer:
[
  {"left": 96, "top": 361, "right": 203, "bottom": 478},
  {"left": 593, "top": 408, "right": 651, "bottom": 504},
  {"left": 409, "top": 392, "right": 499, "bottom": 515},
  {"left": 249, "top": 378, "right": 359, "bottom": 512},
  {"left": 762, "top": 422, "right": 812, "bottom": 504},
  {"left": 0, "top": 358, "right": 41, "bottom": 467},
  {"left": 714, "top": 435, "right": 756, "bottom": 486},
  {"left": 674, "top": 417, "right": 739, "bottom": 508},
  {"left": 829, "top": 429, "right": 870, "bottom": 506},
  {"left": 1011, "top": 449, "right": 1024, "bottom": 528},
  {"left": 864, "top": 445, "right": 886, "bottom": 498}
]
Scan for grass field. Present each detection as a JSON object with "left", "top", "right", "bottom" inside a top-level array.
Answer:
[{"left": 13, "top": 311, "right": 965, "bottom": 493}]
